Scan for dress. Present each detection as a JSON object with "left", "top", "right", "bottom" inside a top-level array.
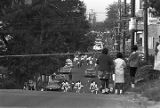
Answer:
[
  {"left": 114, "top": 58, "right": 126, "bottom": 83},
  {"left": 154, "top": 45, "right": 160, "bottom": 71}
]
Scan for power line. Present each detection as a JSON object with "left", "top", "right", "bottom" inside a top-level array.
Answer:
[
  {"left": 0, "top": 52, "right": 102, "bottom": 58},
  {"left": 0, "top": 51, "right": 130, "bottom": 58}
]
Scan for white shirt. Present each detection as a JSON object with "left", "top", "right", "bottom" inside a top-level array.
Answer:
[
  {"left": 114, "top": 58, "right": 126, "bottom": 83},
  {"left": 114, "top": 58, "right": 126, "bottom": 74}
]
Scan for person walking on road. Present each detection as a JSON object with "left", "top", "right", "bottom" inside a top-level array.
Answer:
[
  {"left": 114, "top": 52, "right": 126, "bottom": 94},
  {"left": 128, "top": 45, "right": 140, "bottom": 88},
  {"left": 97, "top": 48, "right": 114, "bottom": 94}
]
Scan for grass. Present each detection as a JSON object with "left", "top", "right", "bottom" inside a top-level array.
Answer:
[{"left": 128, "top": 79, "right": 160, "bottom": 101}]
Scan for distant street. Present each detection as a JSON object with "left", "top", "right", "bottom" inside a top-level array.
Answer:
[{"left": 0, "top": 90, "right": 144, "bottom": 108}]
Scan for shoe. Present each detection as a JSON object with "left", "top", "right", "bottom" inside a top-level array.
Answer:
[
  {"left": 115, "top": 89, "right": 118, "bottom": 94},
  {"left": 102, "top": 89, "right": 106, "bottom": 94},
  {"left": 131, "top": 84, "right": 135, "bottom": 88},
  {"left": 105, "top": 88, "right": 109, "bottom": 92},
  {"left": 120, "top": 90, "right": 123, "bottom": 94},
  {"left": 109, "top": 87, "right": 114, "bottom": 92}
]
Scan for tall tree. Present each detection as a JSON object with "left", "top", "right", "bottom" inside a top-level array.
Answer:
[
  {"left": 0, "top": 0, "right": 92, "bottom": 88},
  {"left": 149, "top": 0, "right": 160, "bottom": 16},
  {"left": 104, "top": 2, "right": 130, "bottom": 31}
]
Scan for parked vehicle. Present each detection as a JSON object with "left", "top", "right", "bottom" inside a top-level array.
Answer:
[
  {"left": 45, "top": 80, "right": 62, "bottom": 91},
  {"left": 84, "top": 68, "right": 97, "bottom": 77},
  {"left": 59, "top": 65, "right": 72, "bottom": 74},
  {"left": 45, "top": 74, "right": 67, "bottom": 91},
  {"left": 93, "top": 42, "right": 103, "bottom": 51}
]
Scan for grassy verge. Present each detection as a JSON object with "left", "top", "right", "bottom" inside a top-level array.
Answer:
[{"left": 128, "top": 79, "right": 160, "bottom": 101}]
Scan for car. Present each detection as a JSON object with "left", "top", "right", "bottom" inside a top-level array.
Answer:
[
  {"left": 55, "top": 74, "right": 67, "bottom": 82},
  {"left": 84, "top": 68, "right": 97, "bottom": 77},
  {"left": 59, "top": 66, "right": 72, "bottom": 74},
  {"left": 93, "top": 42, "right": 103, "bottom": 51},
  {"left": 45, "top": 80, "right": 62, "bottom": 91}
]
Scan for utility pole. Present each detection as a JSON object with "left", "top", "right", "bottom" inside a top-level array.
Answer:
[
  {"left": 117, "top": 0, "right": 122, "bottom": 52},
  {"left": 123, "top": 0, "right": 127, "bottom": 55},
  {"left": 143, "top": 0, "right": 149, "bottom": 62},
  {"left": 131, "top": 0, "right": 135, "bottom": 51}
]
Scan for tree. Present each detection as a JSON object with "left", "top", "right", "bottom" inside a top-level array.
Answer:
[
  {"left": 104, "top": 2, "right": 119, "bottom": 31},
  {"left": 90, "top": 22, "right": 106, "bottom": 32},
  {"left": 104, "top": 2, "right": 130, "bottom": 31},
  {"left": 149, "top": 0, "right": 160, "bottom": 16},
  {"left": 0, "top": 0, "right": 92, "bottom": 88}
]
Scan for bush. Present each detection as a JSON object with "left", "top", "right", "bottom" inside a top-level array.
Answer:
[
  {"left": 148, "top": 55, "right": 154, "bottom": 65},
  {"left": 143, "top": 86, "right": 160, "bottom": 101},
  {"left": 135, "top": 65, "right": 159, "bottom": 83},
  {"left": 0, "top": 78, "right": 17, "bottom": 89},
  {"left": 124, "top": 66, "right": 131, "bottom": 91}
]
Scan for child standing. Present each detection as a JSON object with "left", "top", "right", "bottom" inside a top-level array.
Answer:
[{"left": 114, "top": 52, "right": 126, "bottom": 94}]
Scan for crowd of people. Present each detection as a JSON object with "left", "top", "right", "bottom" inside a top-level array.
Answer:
[
  {"left": 96, "top": 45, "right": 141, "bottom": 94},
  {"left": 61, "top": 80, "right": 100, "bottom": 94},
  {"left": 60, "top": 45, "right": 143, "bottom": 95},
  {"left": 24, "top": 43, "right": 159, "bottom": 95},
  {"left": 73, "top": 54, "right": 97, "bottom": 68}
]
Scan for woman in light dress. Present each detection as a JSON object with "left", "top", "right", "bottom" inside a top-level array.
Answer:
[{"left": 114, "top": 52, "right": 126, "bottom": 94}]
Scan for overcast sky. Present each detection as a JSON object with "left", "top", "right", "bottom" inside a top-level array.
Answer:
[
  {"left": 81, "top": 0, "right": 117, "bottom": 22},
  {"left": 81, "top": 0, "right": 131, "bottom": 22}
]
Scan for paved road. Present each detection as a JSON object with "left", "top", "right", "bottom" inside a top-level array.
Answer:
[
  {"left": 0, "top": 65, "right": 146, "bottom": 108},
  {"left": 71, "top": 65, "right": 101, "bottom": 93},
  {"left": 0, "top": 90, "right": 144, "bottom": 108}
]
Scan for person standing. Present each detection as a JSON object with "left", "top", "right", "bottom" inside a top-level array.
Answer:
[
  {"left": 154, "top": 42, "right": 160, "bottom": 71},
  {"left": 128, "top": 45, "right": 140, "bottom": 88},
  {"left": 114, "top": 52, "right": 126, "bottom": 94},
  {"left": 97, "top": 48, "right": 114, "bottom": 94}
]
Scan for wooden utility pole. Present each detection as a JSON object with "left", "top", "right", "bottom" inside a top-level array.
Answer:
[
  {"left": 117, "top": 0, "right": 122, "bottom": 52},
  {"left": 131, "top": 0, "right": 135, "bottom": 51},
  {"left": 143, "top": 0, "right": 149, "bottom": 62},
  {"left": 123, "top": 0, "right": 127, "bottom": 55}
]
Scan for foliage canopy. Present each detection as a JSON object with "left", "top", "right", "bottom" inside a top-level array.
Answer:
[{"left": 0, "top": 0, "right": 93, "bottom": 88}]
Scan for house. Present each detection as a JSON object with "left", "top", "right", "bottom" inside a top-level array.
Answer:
[{"left": 135, "top": 0, "right": 160, "bottom": 55}]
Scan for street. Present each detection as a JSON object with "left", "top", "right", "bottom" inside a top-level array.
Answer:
[
  {"left": 0, "top": 89, "right": 144, "bottom": 108},
  {"left": 0, "top": 65, "right": 146, "bottom": 108},
  {"left": 71, "top": 64, "right": 100, "bottom": 93}
]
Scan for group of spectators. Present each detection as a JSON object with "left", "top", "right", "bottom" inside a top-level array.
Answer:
[
  {"left": 61, "top": 80, "right": 99, "bottom": 94},
  {"left": 97, "top": 45, "right": 140, "bottom": 94},
  {"left": 61, "top": 80, "right": 84, "bottom": 93},
  {"left": 73, "top": 54, "right": 97, "bottom": 68},
  {"left": 63, "top": 45, "right": 141, "bottom": 94}
]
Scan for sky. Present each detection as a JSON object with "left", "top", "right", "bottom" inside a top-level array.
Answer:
[{"left": 81, "top": 0, "right": 117, "bottom": 22}]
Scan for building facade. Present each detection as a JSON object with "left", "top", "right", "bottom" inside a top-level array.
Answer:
[{"left": 135, "top": 0, "right": 160, "bottom": 55}]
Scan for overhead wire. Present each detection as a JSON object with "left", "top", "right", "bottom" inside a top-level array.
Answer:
[{"left": 0, "top": 51, "right": 126, "bottom": 58}]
